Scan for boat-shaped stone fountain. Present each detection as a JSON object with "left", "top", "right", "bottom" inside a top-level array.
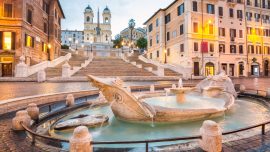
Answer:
[{"left": 87, "top": 71, "right": 236, "bottom": 123}]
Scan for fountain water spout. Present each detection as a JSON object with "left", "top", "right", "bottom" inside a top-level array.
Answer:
[{"left": 178, "top": 79, "right": 183, "bottom": 88}]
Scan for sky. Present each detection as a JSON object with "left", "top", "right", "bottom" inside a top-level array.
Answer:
[{"left": 59, "top": 0, "right": 172, "bottom": 38}]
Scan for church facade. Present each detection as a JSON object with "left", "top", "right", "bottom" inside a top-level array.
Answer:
[{"left": 84, "top": 5, "right": 112, "bottom": 50}]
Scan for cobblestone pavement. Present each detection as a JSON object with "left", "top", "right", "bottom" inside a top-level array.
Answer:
[{"left": 0, "top": 82, "right": 94, "bottom": 101}]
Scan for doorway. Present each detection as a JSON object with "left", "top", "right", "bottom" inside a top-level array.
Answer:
[
  {"left": 205, "top": 62, "right": 215, "bottom": 76},
  {"left": 239, "top": 62, "right": 244, "bottom": 76},
  {"left": 2, "top": 63, "right": 12, "bottom": 77},
  {"left": 193, "top": 62, "right": 200, "bottom": 76},
  {"left": 251, "top": 64, "right": 260, "bottom": 76},
  {"left": 264, "top": 60, "right": 269, "bottom": 76}
]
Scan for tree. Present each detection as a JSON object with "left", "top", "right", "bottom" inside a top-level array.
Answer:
[
  {"left": 61, "top": 44, "right": 69, "bottom": 49},
  {"left": 136, "top": 37, "right": 147, "bottom": 49},
  {"left": 113, "top": 36, "right": 123, "bottom": 48}
]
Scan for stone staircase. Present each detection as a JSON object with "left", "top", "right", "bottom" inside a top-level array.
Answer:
[
  {"left": 127, "top": 52, "right": 181, "bottom": 77},
  {"left": 74, "top": 57, "right": 155, "bottom": 77}
]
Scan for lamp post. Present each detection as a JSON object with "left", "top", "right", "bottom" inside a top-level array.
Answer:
[
  {"left": 47, "top": 44, "right": 51, "bottom": 61},
  {"left": 75, "top": 40, "right": 78, "bottom": 50},
  {"left": 90, "top": 40, "right": 93, "bottom": 52},
  {"left": 128, "top": 19, "right": 136, "bottom": 51}
]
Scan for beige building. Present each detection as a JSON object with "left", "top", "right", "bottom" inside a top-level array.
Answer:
[
  {"left": 0, "top": 0, "right": 65, "bottom": 77},
  {"left": 120, "top": 27, "right": 146, "bottom": 45},
  {"left": 144, "top": 0, "right": 270, "bottom": 77}
]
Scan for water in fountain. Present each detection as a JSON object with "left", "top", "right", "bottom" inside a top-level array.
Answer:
[{"left": 178, "top": 79, "right": 183, "bottom": 88}]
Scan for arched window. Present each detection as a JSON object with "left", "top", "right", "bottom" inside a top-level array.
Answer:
[
  {"left": 105, "top": 17, "right": 109, "bottom": 23},
  {"left": 86, "top": 16, "right": 90, "bottom": 22}
]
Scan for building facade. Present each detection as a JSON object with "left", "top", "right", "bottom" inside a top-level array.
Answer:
[
  {"left": 0, "top": 0, "right": 64, "bottom": 77},
  {"left": 61, "top": 30, "right": 84, "bottom": 49},
  {"left": 120, "top": 27, "right": 147, "bottom": 45},
  {"left": 144, "top": 0, "right": 270, "bottom": 77},
  {"left": 83, "top": 5, "right": 112, "bottom": 51}
]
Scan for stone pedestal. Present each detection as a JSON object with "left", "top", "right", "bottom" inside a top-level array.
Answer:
[
  {"left": 62, "top": 62, "right": 71, "bottom": 78},
  {"left": 66, "top": 94, "right": 75, "bottom": 107},
  {"left": 199, "top": 120, "right": 222, "bottom": 152},
  {"left": 157, "top": 66, "right": 164, "bottom": 77},
  {"left": 150, "top": 85, "right": 155, "bottom": 93},
  {"left": 267, "top": 88, "right": 270, "bottom": 98},
  {"left": 26, "top": 103, "right": 39, "bottom": 120},
  {"left": 12, "top": 110, "right": 32, "bottom": 131},
  {"left": 37, "top": 70, "right": 46, "bottom": 82},
  {"left": 15, "top": 56, "right": 28, "bottom": 78},
  {"left": 239, "top": 84, "right": 246, "bottom": 93},
  {"left": 70, "top": 126, "right": 93, "bottom": 152}
]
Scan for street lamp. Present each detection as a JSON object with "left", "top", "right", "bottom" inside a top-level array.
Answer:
[
  {"left": 47, "top": 43, "right": 51, "bottom": 61},
  {"left": 128, "top": 19, "right": 136, "bottom": 50},
  {"left": 164, "top": 49, "right": 167, "bottom": 64},
  {"left": 75, "top": 40, "right": 78, "bottom": 50}
]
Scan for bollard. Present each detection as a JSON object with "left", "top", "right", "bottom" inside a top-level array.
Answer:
[
  {"left": 12, "top": 110, "right": 32, "bottom": 131},
  {"left": 239, "top": 84, "right": 246, "bottom": 93},
  {"left": 26, "top": 103, "right": 39, "bottom": 121},
  {"left": 267, "top": 88, "right": 270, "bottom": 98},
  {"left": 199, "top": 120, "right": 222, "bottom": 152},
  {"left": 37, "top": 70, "right": 46, "bottom": 83},
  {"left": 66, "top": 94, "right": 75, "bottom": 107},
  {"left": 70, "top": 126, "right": 93, "bottom": 152},
  {"left": 150, "top": 85, "right": 155, "bottom": 93}
]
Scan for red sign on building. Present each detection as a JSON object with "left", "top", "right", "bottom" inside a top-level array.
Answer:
[{"left": 201, "top": 41, "right": 208, "bottom": 53}]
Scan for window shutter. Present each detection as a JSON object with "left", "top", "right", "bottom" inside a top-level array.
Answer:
[
  {"left": 12, "top": 32, "right": 16, "bottom": 50},
  {"left": 0, "top": 32, "right": 3, "bottom": 50},
  {"left": 25, "top": 34, "right": 27, "bottom": 46},
  {"left": 31, "top": 36, "right": 34, "bottom": 48}
]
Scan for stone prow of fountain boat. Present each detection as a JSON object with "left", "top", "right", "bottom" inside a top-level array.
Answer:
[{"left": 88, "top": 75, "right": 235, "bottom": 123}]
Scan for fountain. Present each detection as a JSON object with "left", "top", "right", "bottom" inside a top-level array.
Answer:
[{"left": 87, "top": 73, "right": 235, "bottom": 123}]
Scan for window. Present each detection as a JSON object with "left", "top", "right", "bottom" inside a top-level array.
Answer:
[
  {"left": 237, "top": 10, "right": 243, "bottom": 19},
  {"left": 167, "top": 49, "right": 170, "bottom": 56},
  {"left": 255, "top": 13, "right": 260, "bottom": 22},
  {"left": 42, "top": 42, "right": 47, "bottom": 52},
  {"left": 156, "top": 35, "right": 159, "bottom": 44},
  {"left": 229, "top": 8, "right": 234, "bottom": 18},
  {"left": 178, "top": 3, "right": 185, "bottom": 16},
  {"left": 194, "top": 42, "right": 198, "bottom": 52},
  {"left": 55, "top": 9, "right": 57, "bottom": 18},
  {"left": 172, "top": 30, "right": 177, "bottom": 38},
  {"left": 239, "top": 45, "right": 243, "bottom": 54},
  {"left": 219, "top": 44, "right": 225, "bottom": 53},
  {"left": 207, "top": 4, "right": 215, "bottom": 14},
  {"left": 247, "top": 0, "right": 251, "bottom": 5},
  {"left": 256, "top": 46, "right": 262, "bottom": 54},
  {"left": 87, "top": 16, "right": 90, "bottom": 22},
  {"left": 150, "top": 53, "right": 152, "bottom": 59},
  {"left": 165, "top": 14, "right": 171, "bottom": 24},
  {"left": 156, "top": 19, "right": 159, "bottom": 27},
  {"left": 230, "top": 29, "right": 237, "bottom": 38},
  {"left": 180, "top": 24, "right": 184, "bottom": 35},
  {"left": 44, "top": 22, "right": 48, "bottom": 34},
  {"left": 167, "top": 32, "right": 170, "bottom": 41},
  {"left": 27, "top": 9, "right": 33, "bottom": 24},
  {"left": 246, "top": 12, "right": 252, "bottom": 21},
  {"left": 230, "top": 45, "right": 236, "bottom": 53},
  {"left": 255, "top": 0, "right": 259, "bottom": 7},
  {"left": 180, "top": 44, "right": 184, "bottom": 52},
  {"left": 43, "top": 1, "right": 49, "bottom": 14},
  {"left": 248, "top": 45, "right": 254, "bottom": 54},
  {"left": 25, "top": 34, "right": 34, "bottom": 48},
  {"left": 209, "top": 24, "right": 214, "bottom": 35},
  {"left": 193, "top": 1, "right": 198, "bottom": 12},
  {"left": 3, "top": 32, "right": 15, "bottom": 50},
  {"left": 157, "top": 51, "right": 159, "bottom": 58},
  {"left": 209, "top": 43, "right": 214, "bottom": 52},
  {"left": 239, "top": 30, "right": 243, "bottom": 38},
  {"left": 219, "top": 28, "right": 225, "bottom": 36},
  {"left": 193, "top": 22, "right": 198, "bottom": 33},
  {"left": 4, "top": 3, "right": 12, "bottom": 17},
  {"left": 218, "top": 7, "right": 223, "bottom": 16},
  {"left": 148, "top": 24, "right": 153, "bottom": 32},
  {"left": 150, "top": 38, "right": 152, "bottom": 47}
]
